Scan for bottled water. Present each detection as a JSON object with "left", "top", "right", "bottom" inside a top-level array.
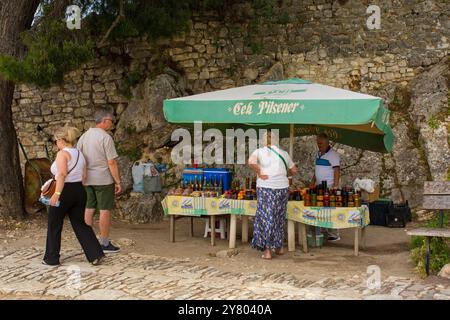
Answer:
[{"left": 39, "top": 196, "right": 60, "bottom": 207}]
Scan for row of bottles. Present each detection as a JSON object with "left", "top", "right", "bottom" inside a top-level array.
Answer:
[
  {"left": 181, "top": 175, "right": 224, "bottom": 197},
  {"left": 224, "top": 177, "right": 257, "bottom": 200},
  {"left": 303, "top": 181, "right": 361, "bottom": 207},
  {"left": 288, "top": 177, "right": 303, "bottom": 201}
]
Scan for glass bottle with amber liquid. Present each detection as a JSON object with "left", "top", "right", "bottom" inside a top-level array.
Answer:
[
  {"left": 342, "top": 187, "right": 348, "bottom": 207},
  {"left": 348, "top": 188, "right": 355, "bottom": 207},
  {"left": 317, "top": 185, "right": 324, "bottom": 207},
  {"left": 323, "top": 188, "right": 330, "bottom": 207},
  {"left": 311, "top": 186, "right": 317, "bottom": 206},
  {"left": 304, "top": 188, "right": 311, "bottom": 206},
  {"left": 329, "top": 188, "right": 336, "bottom": 207},
  {"left": 354, "top": 188, "right": 361, "bottom": 207},
  {"left": 288, "top": 177, "right": 294, "bottom": 201},
  {"left": 335, "top": 188, "right": 342, "bottom": 207},
  {"left": 219, "top": 176, "right": 223, "bottom": 196}
]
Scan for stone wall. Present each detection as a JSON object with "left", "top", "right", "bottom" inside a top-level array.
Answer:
[{"left": 11, "top": 0, "right": 450, "bottom": 217}]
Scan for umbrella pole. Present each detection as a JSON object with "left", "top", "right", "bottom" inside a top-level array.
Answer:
[
  {"left": 289, "top": 124, "right": 294, "bottom": 158},
  {"left": 288, "top": 123, "right": 296, "bottom": 252}
]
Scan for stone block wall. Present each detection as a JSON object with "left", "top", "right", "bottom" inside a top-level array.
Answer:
[{"left": 11, "top": 0, "right": 450, "bottom": 211}]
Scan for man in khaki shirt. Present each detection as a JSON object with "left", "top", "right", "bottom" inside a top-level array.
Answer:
[{"left": 77, "top": 107, "right": 122, "bottom": 253}]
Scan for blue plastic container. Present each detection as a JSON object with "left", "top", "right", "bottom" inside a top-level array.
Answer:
[
  {"left": 203, "top": 168, "right": 232, "bottom": 194},
  {"left": 182, "top": 168, "right": 204, "bottom": 187}
]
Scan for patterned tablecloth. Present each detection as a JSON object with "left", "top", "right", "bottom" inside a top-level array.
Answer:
[{"left": 162, "top": 196, "right": 369, "bottom": 229}]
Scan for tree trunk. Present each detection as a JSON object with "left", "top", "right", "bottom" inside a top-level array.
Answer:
[{"left": 0, "top": 0, "right": 40, "bottom": 219}]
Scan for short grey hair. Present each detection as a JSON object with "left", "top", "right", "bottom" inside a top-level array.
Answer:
[{"left": 94, "top": 107, "right": 114, "bottom": 124}]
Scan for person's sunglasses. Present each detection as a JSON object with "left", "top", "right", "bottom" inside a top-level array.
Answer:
[{"left": 104, "top": 118, "right": 114, "bottom": 122}]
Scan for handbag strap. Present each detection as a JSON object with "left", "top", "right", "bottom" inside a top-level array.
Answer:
[
  {"left": 52, "top": 150, "right": 79, "bottom": 179},
  {"left": 67, "top": 150, "right": 80, "bottom": 175},
  {"left": 267, "top": 146, "right": 288, "bottom": 173}
]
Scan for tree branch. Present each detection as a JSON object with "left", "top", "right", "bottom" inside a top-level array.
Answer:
[{"left": 97, "top": 0, "right": 124, "bottom": 48}]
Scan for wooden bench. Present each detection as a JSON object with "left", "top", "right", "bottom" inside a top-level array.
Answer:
[{"left": 406, "top": 181, "right": 450, "bottom": 276}]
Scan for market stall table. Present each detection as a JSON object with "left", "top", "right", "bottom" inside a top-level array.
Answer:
[
  {"left": 286, "top": 201, "right": 370, "bottom": 256},
  {"left": 163, "top": 196, "right": 369, "bottom": 255},
  {"left": 162, "top": 196, "right": 256, "bottom": 248}
]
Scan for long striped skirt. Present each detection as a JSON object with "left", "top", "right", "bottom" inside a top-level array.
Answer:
[{"left": 251, "top": 187, "right": 289, "bottom": 251}]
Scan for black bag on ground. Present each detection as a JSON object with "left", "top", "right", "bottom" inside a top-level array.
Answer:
[
  {"left": 369, "top": 200, "right": 393, "bottom": 226},
  {"left": 386, "top": 201, "right": 411, "bottom": 228}
]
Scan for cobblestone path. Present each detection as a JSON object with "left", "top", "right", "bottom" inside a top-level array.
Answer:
[{"left": 0, "top": 247, "right": 449, "bottom": 300}]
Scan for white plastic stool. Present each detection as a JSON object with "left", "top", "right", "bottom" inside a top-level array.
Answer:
[{"left": 204, "top": 218, "right": 226, "bottom": 239}]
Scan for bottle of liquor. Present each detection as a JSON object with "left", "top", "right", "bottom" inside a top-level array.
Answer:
[
  {"left": 342, "top": 187, "right": 348, "bottom": 207},
  {"left": 234, "top": 179, "right": 240, "bottom": 199},
  {"left": 323, "top": 188, "right": 330, "bottom": 207},
  {"left": 304, "top": 188, "right": 311, "bottom": 206},
  {"left": 205, "top": 177, "right": 209, "bottom": 191},
  {"left": 194, "top": 176, "right": 199, "bottom": 191},
  {"left": 348, "top": 188, "right": 355, "bottom": 207},
  {"left": 329, "top": 188, "right": 336, "bottom": 207},
  {"left": 322, "top": 180, "right": 327, "bottom": 193},
  {"left": 288, "top": 177, "right": 294, "bottom": 201},
  {"left": 354, "top": 189, "right": 361, "bottom": 207},
  {"left": 189, "top": 177, "right": 194, "bottom": 190},
  {"left": 311, "top": 187, "right": 317, "bottom": 206},
  {"left": 336, "top": 188, "right": 342, "bottom": 207},
  {"left": 317, "top": 184, "right": 324, "bottom": 207},
  {"left": 219, "top": 176, "right": 223, "bottom": 195}
]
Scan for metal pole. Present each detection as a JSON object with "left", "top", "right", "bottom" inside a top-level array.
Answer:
[
  {"left": 289, "top": 124, "right": 294, "bottom": 158},
  {"left": 426, "top": 236, "right": 431, "bottom": 276},
  {"left": 439, "top": 209, "right": 444, "bottom": 228}
]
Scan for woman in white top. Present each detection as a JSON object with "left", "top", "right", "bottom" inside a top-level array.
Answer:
[
  {"left": 248, "top": 131, "right": 298, "bottom": 260},
  {"left": 43, "top": 126, "right": 104, "bottom": 266}
]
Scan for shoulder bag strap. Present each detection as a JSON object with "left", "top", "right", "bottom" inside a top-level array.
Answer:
[
  {"left": 67, "top": 150, "right": 80, "bottom": 175},
  {"left": 267, "top": 146, "right": 288, "bottom": 173}
]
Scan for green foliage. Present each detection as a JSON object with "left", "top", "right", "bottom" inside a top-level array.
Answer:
[
  {"left": 391, "top": 97, "right": 401, "bottom": 107},
  {"left": 124, "top": 125, "right": 137, "bottom": 135},
  {"left": 252, "top": 0, "right": 276, "bottom": 17},
  {"left": 428, "top": 117, "right": 439, "bottom": 130},
  {"left": 86, "top": 0, "right": 194, "bottom": 41},
  {"left": 225, "top": 63, "right": 238, "bottom": 77},
  {"left": 0, "top": 21, "right": 93, "bottom": 87},
  {"left": 1, "top": 0, "right": 287, "bottom": 87},
  {"left": 277, "top": 10, "right": 290, "bottom": 25},
  {"left": 119, "top": 70, "right": 143, "bottom": 98},
  {"left": 410, "top": 213, "right": 450, "bottom": 277},
  {"left": 249, "top": 40, "right": 263, "bottom": 54}
]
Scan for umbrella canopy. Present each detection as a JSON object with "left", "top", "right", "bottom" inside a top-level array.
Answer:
[{"left": 163, "top": 78, "right": 394, "bottom": 152}]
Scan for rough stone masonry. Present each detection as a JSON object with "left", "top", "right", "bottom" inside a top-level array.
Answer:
[{"left": 11, "top": 0, "right": 450, "bottom": 222}]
